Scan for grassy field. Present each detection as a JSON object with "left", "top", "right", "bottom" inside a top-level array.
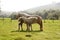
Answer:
[{"left": 0, "top": 18, "right": 60, "bottom": 40}]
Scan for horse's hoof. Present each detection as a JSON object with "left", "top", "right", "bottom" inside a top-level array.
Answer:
[
  {"left": 26, "top": 30, "right": 30, "bottom": 32},
  {"left": 31, "top": 30, "right": 33, "bottom": 31},
  {"left": 26, "top": 30, "right": 28, "bottom": 31},
  {"left": 18, "top": 30, "right": 20, "bottom": 32},
  {"left": 40, "top": 30, "right": 43, "bottom": 31},
  {"left": 21, "top": 30, "right": 23, "bottom": 31},
  {"left": 26, "top": 29, "right": 29, "bottom": 31}
]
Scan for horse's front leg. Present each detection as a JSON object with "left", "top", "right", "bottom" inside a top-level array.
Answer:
[
  {"left": 18, "top": 22, "right": 23, "bottom": 31},
  {"left": 20, "top": 23, "right": 23, "bottom": 31},
  {"left": 30, "top": 24, "right": 33, "bottom": 31}
]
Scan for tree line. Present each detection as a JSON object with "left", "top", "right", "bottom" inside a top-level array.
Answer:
[{"left": 0, "top": 9, "right": 60, "bottom": 20}]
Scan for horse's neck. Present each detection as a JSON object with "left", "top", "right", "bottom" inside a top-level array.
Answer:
[{"left": 20, "top": 13, "right": 31, "bottom": 17}]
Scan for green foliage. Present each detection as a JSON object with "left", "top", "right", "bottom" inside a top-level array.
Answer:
[{"left": 32, "top": 9, "right": 60, "bottom": 20}]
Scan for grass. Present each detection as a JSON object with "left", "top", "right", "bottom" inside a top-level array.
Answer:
[{"left": 0, "top": 18, "right": 60, "bottom": 40}]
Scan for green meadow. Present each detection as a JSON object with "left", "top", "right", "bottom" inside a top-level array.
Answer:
[{"left": 0, "top": 18, "right": 60, "bottom": 40}]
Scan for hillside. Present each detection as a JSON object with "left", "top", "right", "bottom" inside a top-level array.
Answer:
[{"left": 25, "top": 2, "right": 60, "bottom": 13}]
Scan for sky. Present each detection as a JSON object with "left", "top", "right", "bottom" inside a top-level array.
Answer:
[{"left": 0, "top": 0, "right": 60, "bottom": 12}]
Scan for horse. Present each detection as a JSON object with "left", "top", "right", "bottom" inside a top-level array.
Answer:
[
  {"left": 18, "top": 16, "right": 43, "bottom": 31},
  {"left": 16, "top": 12, "right": 43, "bottom": 31},
  {"left": 16, "top": 12, "right": 30, "bottom": 31}
]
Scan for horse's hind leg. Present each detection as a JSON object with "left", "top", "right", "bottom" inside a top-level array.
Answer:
[
  {"left": 40, "top": 21, "right": 43, "bottom": 31},
  {"left": 38, "top": 21, "right": 43, "bottom": 31},
  {"left": 26, "top": 24, "right": 30, "bottom": 31}
]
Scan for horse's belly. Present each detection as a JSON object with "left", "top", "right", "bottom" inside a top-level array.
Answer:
[{"left": 29, "top": 20, "right": 37, "bottom": 24}]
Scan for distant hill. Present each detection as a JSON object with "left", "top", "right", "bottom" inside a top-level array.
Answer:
[{"left": 25, "top": 2, "right": 60, "bottom": 13}]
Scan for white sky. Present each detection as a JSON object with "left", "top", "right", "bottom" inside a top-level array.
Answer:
[{"left": 1, "top": 0, "right": 60, "bottom": 12}]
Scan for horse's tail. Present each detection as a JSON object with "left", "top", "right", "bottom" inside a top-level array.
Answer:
[
  {"left": 37, "top": 16, "right": 43, "bottom": 31},
  {"left": 37, "top": 16, "right": 42, "bottom": 21},
  {"left": 41, "top": 20, "right": 43, "bottom": 27}
]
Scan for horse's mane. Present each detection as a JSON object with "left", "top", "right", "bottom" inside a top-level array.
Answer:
[{"left": 18, "top": 12, "right": 31, "bottom": 17}]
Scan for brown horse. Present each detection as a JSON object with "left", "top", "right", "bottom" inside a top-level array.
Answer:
[
  {"left": 16, "top": 12, "right": 31, "bottom": 31},
  {"left": 18, "top": 16, "right": 43, "bottom": 31},
  {"left": 16, "top": 12, "right": 43, "bottom": 31}
]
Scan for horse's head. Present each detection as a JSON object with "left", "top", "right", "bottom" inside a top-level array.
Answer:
[
  {"left": 16, "top": 14, "right": 21, "bottom": 19},
  {"left": 18, "top": 17, "right": 22, "bottom": 21},
  {"left": 16, "top": 14, "right": 19, "bottom": 19},
  {"left": 16, "top": 12, "right": 27, "bottom": 19},
  {"left": 16, "top": 12, "right": 31, "bottom": 19}
]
